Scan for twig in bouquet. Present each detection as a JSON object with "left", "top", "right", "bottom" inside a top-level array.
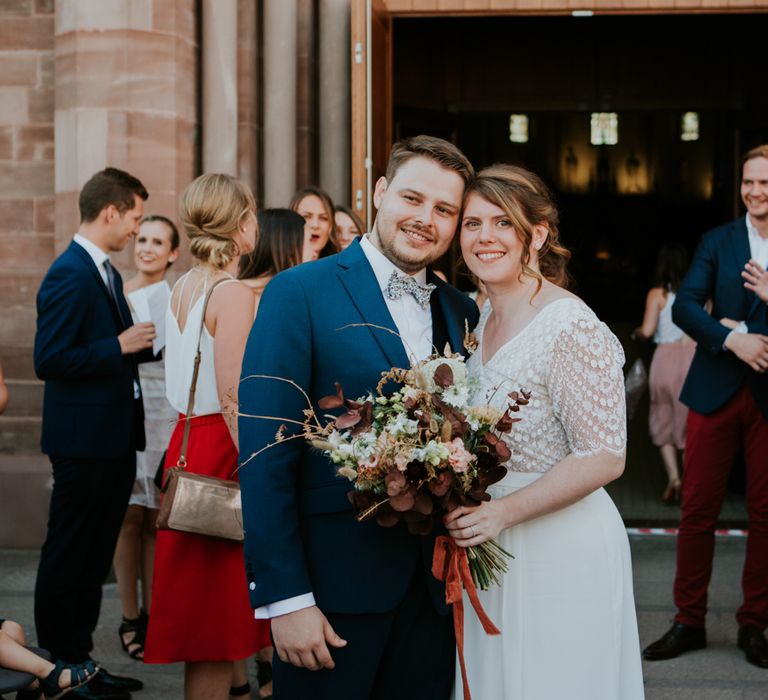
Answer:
[
  {"left": 238, "top": 432, "right": 308, "bottom": 471},
  {"left": 239, "top": 374, "right": 324, "bottom": 429},
  {"left": 336, "top": 322, "right": 420, "bottom": 367}
]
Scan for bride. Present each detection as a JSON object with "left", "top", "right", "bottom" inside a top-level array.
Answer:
[{"left": 445, "top": 165, "right": 645, "bottom": 699}]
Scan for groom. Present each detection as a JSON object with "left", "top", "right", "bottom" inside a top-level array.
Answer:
[{"left": 239, "top": 135, "right": 478, "bottom": 699}]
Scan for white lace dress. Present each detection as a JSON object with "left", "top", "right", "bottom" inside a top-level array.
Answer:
[{"left": 455, "top": 297, "right": 644, "bottom": 700}]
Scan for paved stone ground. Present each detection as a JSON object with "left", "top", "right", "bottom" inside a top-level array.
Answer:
[{"left": 2, "top": 536, "right": 767, "bottom": 699}]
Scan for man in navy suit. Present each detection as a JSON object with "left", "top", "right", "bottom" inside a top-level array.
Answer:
[
  {"left": 34, "top": 168, "right": 156, "bottom": 698},
  {"left": 644, "top": 146, "right": 768, "bottom": 668},
  {"left": 239, "top": 136, "right": 479, "bottom": 699}
]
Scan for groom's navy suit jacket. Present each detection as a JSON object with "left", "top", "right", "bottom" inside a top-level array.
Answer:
[
  {"left": 672, "top": 216, "right": 768, "bottom": 418},
  {"left": 239, "top": 239, "right": 479, "bottom": 614},
  {"left": 34, "top": 241, "right": 147, "bottom": 458}
]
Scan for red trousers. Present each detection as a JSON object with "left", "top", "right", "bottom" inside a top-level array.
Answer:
[{"left": 674, "top": 385, "right": 768, "bottom": 629}]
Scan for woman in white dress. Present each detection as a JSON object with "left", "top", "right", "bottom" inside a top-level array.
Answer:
[
  {"left": 445, "top": 164, "right": 645, "bottom": 700},
  {"left": 113, "top": 215, "right": 179, "bottom": 660}
]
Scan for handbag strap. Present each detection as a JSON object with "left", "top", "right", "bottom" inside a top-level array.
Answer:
[{"left": 176, "top": 277, "right": 231, "bottom": 470}]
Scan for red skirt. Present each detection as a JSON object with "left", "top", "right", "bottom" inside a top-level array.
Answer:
[{"left": 144, "top": 413, "right": 271, "bottom": 663}]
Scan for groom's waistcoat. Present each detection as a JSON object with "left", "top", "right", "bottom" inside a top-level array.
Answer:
[{"left": 239, "top": 240, "right": 480, "bottom": 615}]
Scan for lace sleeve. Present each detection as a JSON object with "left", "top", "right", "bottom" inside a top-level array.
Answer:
[{"left": 548, "top": 313, "right": 627, "bottom": 458}]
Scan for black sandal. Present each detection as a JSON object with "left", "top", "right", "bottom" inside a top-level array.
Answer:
[
  {"left": 229, "top": 682, "right": 251, "bottom": 697},
  {"left": 38, "top": 660, "right": 99, "bottom": 700},
  {"left": 118, "top": 611, "right": 147, "bottom": 660}
]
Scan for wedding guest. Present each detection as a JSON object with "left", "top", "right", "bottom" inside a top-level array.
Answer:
[
  {"left": 0, "top": 618, "right": 98, "bottom": 700},
  {"left": 333, "top": 205, "right": 364, "bottom": 249},
  {"left": 34, "top": 167, "right": 152, "bottom": 699},
  {"left": 144, "top": 174, "right": 261, "bottom": 700},
  {"left": 644, "top": 145, "right": 768, "bottom": 668},
  {"left": 237, "top": 206, "right": 310, "bottom": 700},
  {"left": 634, "top": 244, "right": 696, "bottom": 503},
  {"left": 112, "top": 216, "right": 180, "bottom": 661},
  {"left": 445, "top": 164, "right": 644, "bottom": 699},
  {"left": 743, "top": 258, "right": 768, "bottom": 303},
  {"left": 289, "top": 186, "right": 338, "bottom": 260},
  {"left": 239, "top": 208, "right": 313, "bottom": 309}
]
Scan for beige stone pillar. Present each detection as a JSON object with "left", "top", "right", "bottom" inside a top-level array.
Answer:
[
  {"left": 263, "top": 0, "right": 297, "bottom": 207},
  {"left": 54, "top": 0, "right": 198, "bottom": 270},
  {"left": 319, "top": 0, "right": 351, "bottom": 205},
  {"left": 237, "top": 0, "right": 261, "bottom": 201},
  {"left": 202, "top": 0, "right": 238, "bottom": 174}
]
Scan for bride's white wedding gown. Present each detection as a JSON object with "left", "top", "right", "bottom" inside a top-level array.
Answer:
[{"left": 456, "top": 297, "right": 645, "bottom": 700}]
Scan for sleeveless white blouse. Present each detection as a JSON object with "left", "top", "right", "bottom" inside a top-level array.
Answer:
[
  {"left": 653, "top": 291, "right": 684, "bottom": 344},
  {"left": 165, "top": 274, "right": 238, "bottom": 416}
]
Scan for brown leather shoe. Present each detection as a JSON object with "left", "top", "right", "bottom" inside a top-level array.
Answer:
[
  {"left": 643, "top": 621, "right": 707, "bottom": 660},
  {"left": 738, "top": 626, "right": 768, "bottom": 669}
]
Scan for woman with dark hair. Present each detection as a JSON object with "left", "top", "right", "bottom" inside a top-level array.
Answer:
[
  {"left": 239, "top": 208, "right": 312, "bottom": 309},
  {"left": 635, "top": 244, "right": 696, "bottom": 503},
  {"left": 333, "top": 204, "right": 365, "bottom": 249},
  {"left": 445, "top": 164, "right": 643, "bottom": 700},
  {"left": 289, "top": 186, "right": 338, "bottom": 260}
]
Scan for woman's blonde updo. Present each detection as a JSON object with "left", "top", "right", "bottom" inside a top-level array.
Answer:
[
  {"left": 179, "top": 173, "right": 257, "bottom": 269},
  {"left": 465, "top": 164, "right": 571, "bottom": 291}
]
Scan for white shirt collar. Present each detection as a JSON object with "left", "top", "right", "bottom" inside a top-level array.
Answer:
[
  {"left": 73, "top": 232, "right": 110, "bottom": 270},
  {"left": 359, "top": 235, "right": 428, "bottom": 291}
]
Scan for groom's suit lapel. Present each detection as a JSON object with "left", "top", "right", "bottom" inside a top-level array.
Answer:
[
  {"left": 336, "top": 240, "right": 411, "bottom": 370},
  {"left": 428, "top": 270, "right": 467, "bottom": 357}
]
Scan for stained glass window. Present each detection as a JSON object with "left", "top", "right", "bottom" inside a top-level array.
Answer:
[
  {"left": 509, "top": 114, "right": 529, "bottom": 144},
  {"left": 590, "top": 112, "right": 618, "bottom": 146}
]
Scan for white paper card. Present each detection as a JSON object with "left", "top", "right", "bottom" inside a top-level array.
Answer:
[{"left": 128, "top": 281, "right": 171, "bottom": 354}]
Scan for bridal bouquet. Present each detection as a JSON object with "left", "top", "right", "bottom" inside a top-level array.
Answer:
[{"left": 288, "top": 348, "right": 528, "bottom": 591}]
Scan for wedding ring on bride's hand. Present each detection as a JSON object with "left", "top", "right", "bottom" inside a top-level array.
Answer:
[{"left": 470, "top": 525, "right": 476, "bottom": 538}]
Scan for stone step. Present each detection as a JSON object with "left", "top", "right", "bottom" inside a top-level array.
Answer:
[
  {"left": 3, "top": 379, "right": 43, "bottom": 417},
  {"left": 0, "top": 416, "right": 41, "bottom": 454}
]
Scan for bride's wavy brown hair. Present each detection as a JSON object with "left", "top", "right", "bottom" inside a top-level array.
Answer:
[{"left": 464, "top": 164, "right": 572, "bottom": 293}]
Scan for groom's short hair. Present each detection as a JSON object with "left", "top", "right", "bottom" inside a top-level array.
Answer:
[{"left": 385, "top": 135, "right": 474, "bottom": 186}]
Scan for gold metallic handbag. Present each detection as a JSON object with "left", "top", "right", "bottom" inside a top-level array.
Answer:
[{"left": 156, "top": 279, "right": 244, "bottom": 541}]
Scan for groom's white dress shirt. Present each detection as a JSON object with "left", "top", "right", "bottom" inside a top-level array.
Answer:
[{"left": 254, "top": 235, "right": 434, "bottom": 619}]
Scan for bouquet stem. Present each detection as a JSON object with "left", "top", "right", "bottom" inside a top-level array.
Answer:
[{"left": 467, "top": 540, "right": 513, "bottom": 591}]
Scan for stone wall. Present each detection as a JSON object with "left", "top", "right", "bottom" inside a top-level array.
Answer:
[{"left": 0, "top": 0, "right": 55, "bottom": 453}]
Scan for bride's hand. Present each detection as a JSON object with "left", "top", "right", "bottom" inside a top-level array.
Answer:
[{"left": 444, "top": 501, "right": 508, "bottom": 547}]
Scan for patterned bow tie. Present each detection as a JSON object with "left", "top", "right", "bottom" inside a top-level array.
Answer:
[{"left": 384, "top": 270, "right": 436, "bottom": 308}]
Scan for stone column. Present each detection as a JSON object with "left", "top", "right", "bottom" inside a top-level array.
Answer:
[
  {"left": 54, "top": 0, "right": 198, "bottom": 269},
  {"left": 319, "top": 0, "right": 351, "bottom": 205},
  {"left": 202, "top": 0, "right": 238, "bottom": 174},
  {"left": 237, "top": 0, "right": 261, "bottom": 201},
  {"left": 263, "top": 0, "right": 297, "bottom": 207}
]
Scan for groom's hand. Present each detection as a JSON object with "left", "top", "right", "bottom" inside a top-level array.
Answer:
[{"left": 271, "top": 605, "right": 347, "bottom": 670}]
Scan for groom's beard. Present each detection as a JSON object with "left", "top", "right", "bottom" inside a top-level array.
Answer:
[{"left": 370, "top": 220, "right": 453, "bottom": 274}]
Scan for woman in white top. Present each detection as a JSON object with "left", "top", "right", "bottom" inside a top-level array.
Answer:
[
  {"left": 144, "top": 174, "right": 261, "bottom": 700},
  {"left": 113, "top": 215, "right": 179, "bottom": 660},
  {"left": 445, "top": 164, "right": 644, "bottom": 700},
  {"left": 635, "top": 244, "right": 696, "bottom": 503}
]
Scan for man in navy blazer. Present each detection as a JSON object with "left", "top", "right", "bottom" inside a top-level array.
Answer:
[
  {"left": 34, "top": 168, "right": 155, "bottom": 698},
  {"left": 644, "top": 146, "right": 768, "bottom": 668},
  {"left": 239, "top": 136, "right": 479, "bottom": 699}
]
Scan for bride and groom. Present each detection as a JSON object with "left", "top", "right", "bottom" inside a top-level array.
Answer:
[{"left": 238, "top": 136, "right": 645, "bottom": 699}]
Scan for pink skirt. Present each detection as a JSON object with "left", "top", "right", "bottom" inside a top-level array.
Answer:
[
  {"left": 648, "top": 340, "right": 696, "bottom": 449},
  {"left": 144, "top": 413, "right": 270, "bottom": 663}
]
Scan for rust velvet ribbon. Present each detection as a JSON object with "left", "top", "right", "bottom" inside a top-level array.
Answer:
[{"left": 432, "top": 535, "right": 501, "bottom": 700}]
